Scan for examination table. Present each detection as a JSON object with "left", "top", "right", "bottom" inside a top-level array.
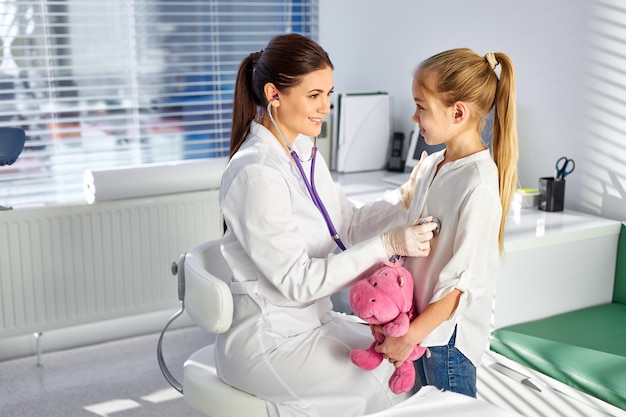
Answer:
[{"left": 489, "top": 221, "right": 626, "bottom": 415}]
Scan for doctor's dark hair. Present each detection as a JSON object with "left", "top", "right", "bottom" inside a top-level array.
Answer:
[
  {"left": 414, "top": 48, "right": 519, "bottom": 252},
  {"left": 229, "top": 33, "right": 334, "bottom": 158}
]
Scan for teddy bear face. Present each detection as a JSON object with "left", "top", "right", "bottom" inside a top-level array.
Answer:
[{"left": 349, "top": 263, "right": 414, "bottom": 325}]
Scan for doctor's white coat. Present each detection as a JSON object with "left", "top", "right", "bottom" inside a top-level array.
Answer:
[{"left": 216, "top": 122, "right": 411, "bottom": 417}]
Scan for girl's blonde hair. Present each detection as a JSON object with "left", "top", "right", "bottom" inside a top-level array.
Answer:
[{"left": 415, "top": 48, "right": 519, "bottom": 252}]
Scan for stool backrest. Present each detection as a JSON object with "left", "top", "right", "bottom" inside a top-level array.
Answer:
[
  {"left": 184, "top": 239, "right": 234, "bottom": 333},
  {"left": 613, "top": 222, "right": 626, "bottom": 305}
]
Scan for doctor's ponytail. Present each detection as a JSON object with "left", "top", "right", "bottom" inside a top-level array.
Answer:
[{"left": 230, "top": 52, "right": 260, "bottom": 159}]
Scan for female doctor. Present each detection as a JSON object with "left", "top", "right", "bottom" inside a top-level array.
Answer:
[{"left": 216, "top": 33, "right": 438, "bottom": 417}]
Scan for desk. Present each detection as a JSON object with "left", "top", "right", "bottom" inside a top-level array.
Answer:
[
  {"left": 332, "top": 170, "right": 391, "bottom": 206},
  {"left": 495, "top": 207, "right": 621, "bottom": 328},
  {"left": 333, "top": 170, "right": 623, "bottom": 328}
]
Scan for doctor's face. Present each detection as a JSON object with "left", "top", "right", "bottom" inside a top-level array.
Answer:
[{"left": 275, "top": 66, "right": 333, "bottom": 141}]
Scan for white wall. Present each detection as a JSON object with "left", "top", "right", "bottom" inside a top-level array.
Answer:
[{"left": 320, "top": 0, "right": 626, "bottom": 221}]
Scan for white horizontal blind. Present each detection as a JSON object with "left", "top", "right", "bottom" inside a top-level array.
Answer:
[{"left": 0, "top": 0, "right": 317, "bottom": 207}]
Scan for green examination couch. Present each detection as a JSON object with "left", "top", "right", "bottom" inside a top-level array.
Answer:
[{"left": 490, "top": 221, "right": 626, "bottom": 410}]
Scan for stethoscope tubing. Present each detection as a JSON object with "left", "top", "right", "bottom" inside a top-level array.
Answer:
[
  {"left": 291, "top": 148, "right": 347, "bottom": 251},
  {"left": 267, "top": 99, "right": 346, "bottom": 251}
]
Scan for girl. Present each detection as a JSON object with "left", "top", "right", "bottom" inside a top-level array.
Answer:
[
  {"left": 216, "top": 33, "right": 437, "bottom": 417},
  {"left": 375, "top": 48, "right": 519, "bottom": 398}
]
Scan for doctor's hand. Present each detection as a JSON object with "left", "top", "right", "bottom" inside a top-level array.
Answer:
[
  {"left": 398, "top": 151, "right": 427, "bottom": 210},
  {"left": 380, "top": 220, "right": 437, "bottom": 258},
  {"left": 373, "top": 326, "right": 418, "bottom": 368}
]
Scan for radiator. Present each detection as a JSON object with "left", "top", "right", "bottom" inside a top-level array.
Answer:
[{"left": 0, "top": 190, "right": 222, "bottom": 338}]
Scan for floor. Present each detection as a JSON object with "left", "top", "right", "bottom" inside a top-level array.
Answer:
[
  {"left": 4, "top": 320, "right": 620, "bottom": 417},
  {"left": 0, "top": 326, "right": 213, "bottom": 417}
]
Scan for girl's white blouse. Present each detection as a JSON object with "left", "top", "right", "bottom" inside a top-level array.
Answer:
[{"left": 406, "top": 148, "right": 501, "bottom": 367}]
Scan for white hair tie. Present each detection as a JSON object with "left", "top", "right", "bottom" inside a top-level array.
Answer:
[{"left": 485, "top": 52, "right": 498, "bottom": 70}]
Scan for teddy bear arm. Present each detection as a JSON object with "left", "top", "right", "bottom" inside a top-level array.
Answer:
[
  {"left": 350, "top": 340, "right": 384, "bottom": 371},
  {"left": 408, "top": 344, "right": 428, "bottom": 361},
  {"left": 383, "top": 312, "right": 410, "bottom": 337}
]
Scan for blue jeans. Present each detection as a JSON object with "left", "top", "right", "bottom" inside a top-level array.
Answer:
[{"left": 413, "top": 328, "right": 477, "bottom": 397}]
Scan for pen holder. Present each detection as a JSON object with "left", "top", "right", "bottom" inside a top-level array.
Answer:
[{"left": 538, "top": 176, "right": 565, "bottom": 212}]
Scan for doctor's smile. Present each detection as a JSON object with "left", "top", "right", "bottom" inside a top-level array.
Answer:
[{"left": 309, "top": 116, "right": 323, "bottom": 125}]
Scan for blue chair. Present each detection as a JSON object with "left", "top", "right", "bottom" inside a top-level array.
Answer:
[
  {"left": 0, "top": 127, "right": 26, "bottom": 210},
  {"left": 0, "top": 127, "right": 25, "bottom": 166}
]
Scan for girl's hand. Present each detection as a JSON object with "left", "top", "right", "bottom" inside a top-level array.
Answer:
[{"left": 372, "top": 325, "right": 418, "bottom": 368}]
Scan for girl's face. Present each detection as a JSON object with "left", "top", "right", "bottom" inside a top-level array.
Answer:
[
  {"left": 411, "top": 78, "right": 454, "bottom": 146},
  {"left": 274, "top": 67, "right": 334, "bottom": 142}
]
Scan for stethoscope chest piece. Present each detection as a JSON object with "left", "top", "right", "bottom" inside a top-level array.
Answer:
[{"left": 419, "top": 217, "right": 441, "bottom": 238}]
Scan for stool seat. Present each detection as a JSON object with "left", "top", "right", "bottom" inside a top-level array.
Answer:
[{"left": 184, "top": 344, "right": 269, "bottom": 417}]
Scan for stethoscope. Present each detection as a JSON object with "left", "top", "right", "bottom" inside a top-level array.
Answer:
[{"left": 267, "top": 98, "right": 347, "bottom": 251}]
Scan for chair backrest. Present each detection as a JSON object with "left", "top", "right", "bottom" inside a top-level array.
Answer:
[
  {"left": 184, "top": 239, "right": 234, "bottom": 333},
  {"left": 0, "top": 127, "right": 26, "bottom": 166},
  {"left": 613, "top": 222, "right": 626, "bottom": 305}
]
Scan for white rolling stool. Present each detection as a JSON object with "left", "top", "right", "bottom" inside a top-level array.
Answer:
[{"left": 158, "top": 238, "right": 269, "bottom": 417}]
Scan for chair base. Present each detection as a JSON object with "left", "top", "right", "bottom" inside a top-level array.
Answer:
[{"left": 184, "top": 344, "right": 269, "bottom": 417}]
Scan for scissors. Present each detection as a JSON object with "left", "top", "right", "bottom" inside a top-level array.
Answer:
[{"left": 555, "top": 156, "right": 575, "bottom": 180}]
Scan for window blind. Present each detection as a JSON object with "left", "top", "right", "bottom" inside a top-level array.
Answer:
[{"left": 0, "top": 0, "right": 317, "bottom": 207}]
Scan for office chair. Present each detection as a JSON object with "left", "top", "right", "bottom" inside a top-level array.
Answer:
[
  {"left": 157, "top": 239, "right": 269, "bottom": 417},
  {"left": 0, "top": 127, "right": 26, "bottom": 210},
  {"left": 0, "top": 127, "right": 26, "bottom": 167}
]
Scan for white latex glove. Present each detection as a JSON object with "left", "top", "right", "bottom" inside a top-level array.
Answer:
[
  {"left": 398, "top": 151, "right": 428, "bottom": 210},
  {"left": 380, "top": 218, "right": 438, "bottom": 258}
]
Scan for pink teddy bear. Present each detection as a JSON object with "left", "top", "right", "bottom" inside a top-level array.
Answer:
[{"left": 349, "top": 259, "right": 427, "bottom": 394}]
